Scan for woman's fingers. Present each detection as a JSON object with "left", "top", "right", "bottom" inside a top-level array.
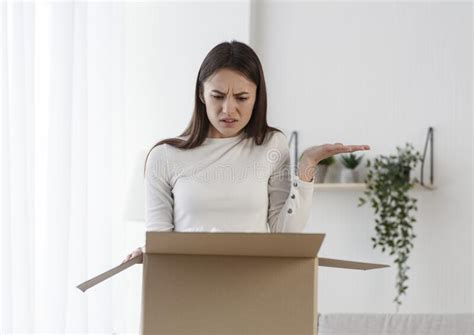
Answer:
[
  {"left": 345, "top": 145, "right": 370, "bottom": 152},
  {"left": 125, "top": 254, "right": 132, "bottom": 263},
  {"left": 132, "top": 248, "right": 143, "bottom": 257},
  {"left": 330, "top": 144, "right": 370, "bottom": 153},
  {"left": 122, "top": 248, "right": 143, "bottom": 263}
]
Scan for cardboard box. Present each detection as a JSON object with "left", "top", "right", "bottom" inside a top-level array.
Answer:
[{"left": 78, "top": 232, "right": 388, "bottom": 335}]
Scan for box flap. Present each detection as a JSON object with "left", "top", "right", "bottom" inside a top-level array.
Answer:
[
  {"left": 76, "top": 253, "right": 142, "bottom": 292},
  {"left": 146, "top": 232, "right": 326, "bottom": 258},
  {"left": 319, "top": 257, "right": 389, "bottom": 270}
]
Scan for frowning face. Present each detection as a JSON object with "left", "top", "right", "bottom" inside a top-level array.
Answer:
[{"left": 200, "top": 68, "right": 257, "bottom": 138}]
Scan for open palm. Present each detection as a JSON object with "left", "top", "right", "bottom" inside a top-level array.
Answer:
[{"left": 303, "top": 143, "right": 371, "bottom": 165}]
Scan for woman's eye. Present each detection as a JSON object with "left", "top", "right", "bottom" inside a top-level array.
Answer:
[{"left": 211, "top": 96, "right": 248, "bottom": 101}]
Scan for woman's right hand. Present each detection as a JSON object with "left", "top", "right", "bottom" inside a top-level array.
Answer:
[{"left": 121, "top": 247, "right": 143, "bottom": 264}]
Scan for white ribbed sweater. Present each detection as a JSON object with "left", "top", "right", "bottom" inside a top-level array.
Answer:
[{"left": 144, "top": 130, "right": 314, "bottom": 233}]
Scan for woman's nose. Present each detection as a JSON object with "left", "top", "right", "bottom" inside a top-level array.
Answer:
[{"left": 222, "top": 97, "right": 237, "bottom": 114}]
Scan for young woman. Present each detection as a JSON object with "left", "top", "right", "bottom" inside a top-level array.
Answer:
[{"left": 122, "top": 40, "right": 369, "bottom": 263}]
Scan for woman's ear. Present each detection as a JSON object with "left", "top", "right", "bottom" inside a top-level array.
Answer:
[{"left": 199, "top": 89, "right": 205, "bottom": 105}]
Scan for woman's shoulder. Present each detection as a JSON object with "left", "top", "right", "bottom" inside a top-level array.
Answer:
[
  {"left": 145, "top": 143, "right": 169, "bottom": 171},
  {"left": 264, "top": 129, "right": 288, "bottom": 148},
  {"left": 147, "top": 135, "right": 188, "bottom": 159},
  {"left": 145, "top": 135, "right": 193, "bottom": 170}
]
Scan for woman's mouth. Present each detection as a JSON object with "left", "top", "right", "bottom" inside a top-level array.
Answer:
[{"left": 220, "top": 119, "right": 238, "bottom": 127}]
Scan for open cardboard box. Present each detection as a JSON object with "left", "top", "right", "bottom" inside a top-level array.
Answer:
[{"left": 78, "top": 231, "right": 388, "bottom": 335}]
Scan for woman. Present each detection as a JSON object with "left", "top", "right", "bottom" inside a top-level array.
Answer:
[{"left": 122, "top": 40, "right": 369, "bottom": 263}]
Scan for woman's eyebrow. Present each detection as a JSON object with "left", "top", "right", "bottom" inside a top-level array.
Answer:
[{"left": 211, "top": 89, "right": 249, "bottom": 95}]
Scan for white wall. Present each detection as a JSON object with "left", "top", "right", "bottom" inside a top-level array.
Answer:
[
  {"left": 255, "top": 1, "right": 472, "bottom": 313},
  {"left": 121, "top": 1, "right": 472, "bottom": 323},
  {"left": 471, "top": 1, "right": 474, "bottom": 316}
]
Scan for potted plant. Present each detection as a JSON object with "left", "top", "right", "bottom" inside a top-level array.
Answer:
[
  {"left": 315, "top": 156, "right": 335, "bottom": 183},
  {"left": 339, "top": 153, "right": 364, "bottom": 183},
  {"left": 358, "top": 143, "right": 422, "bottom": 311}
]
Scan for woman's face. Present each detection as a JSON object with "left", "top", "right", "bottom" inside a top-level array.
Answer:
[{"left": 201, "top": 68, "right": 257, "bottom": 138}]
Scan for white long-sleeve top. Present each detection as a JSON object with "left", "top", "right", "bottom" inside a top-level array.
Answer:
[{"left": 144, "top": 130, "right": 314, "bottom": 233}]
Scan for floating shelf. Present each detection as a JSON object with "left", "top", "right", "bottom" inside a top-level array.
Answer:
[{"left": 314, "top": 182, "right": 437, "bottom": 191}]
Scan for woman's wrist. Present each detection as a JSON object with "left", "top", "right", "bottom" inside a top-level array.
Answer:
[{"left": 297, "top": 155, "right": 317, "bottom": 182}]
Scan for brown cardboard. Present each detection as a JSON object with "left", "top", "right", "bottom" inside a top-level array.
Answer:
[
  {"left": 145, "top": 231, "right": 325, "bottom": 257},
  {"left": 76, "top": 254, "right": 143, "bottom": 292},
  {"left": 318, "top": 257, "right": 388, "bottom": 270},
  {"left": 77, "top": 232, "right": 389, "bottom": 335}
]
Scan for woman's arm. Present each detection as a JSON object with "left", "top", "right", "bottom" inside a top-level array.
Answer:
[
  {"left": 267, "top": 132, "right": 315, "bottom": 233},
  {"left": 144, "top": 144, "right": 175, "bottom": 232},
  {"left": 267, "top": 134, "right": 370, "bottom": 233},
  {"left": 122, "top": 144, "right": 174, "bottom": 264}
]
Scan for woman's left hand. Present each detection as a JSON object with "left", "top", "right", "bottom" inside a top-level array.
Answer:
[
  {"left": 297, "top": 143, "right": 371, "bottom": 182},
  {"left": 302, "top": 143, "right": 371, "bottom": 165}
]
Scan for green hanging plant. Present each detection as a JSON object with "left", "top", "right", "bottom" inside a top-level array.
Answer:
[{"left": 358, "top": 143, "right": 422, "bottom": 310}]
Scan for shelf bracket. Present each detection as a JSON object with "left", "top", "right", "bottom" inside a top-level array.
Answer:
[
  {"left": 288, "top": 130, "right": 299, "bottom": 176},
  {"left": 420, "top": 127, "right": 434, "bottom": 188}
]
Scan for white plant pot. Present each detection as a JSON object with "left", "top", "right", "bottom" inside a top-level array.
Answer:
[{"left": 340, "top": 169, "right": 359, "bottom": 183}]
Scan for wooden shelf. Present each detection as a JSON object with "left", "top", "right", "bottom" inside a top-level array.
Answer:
[
  {"left": 314, "top": 183, "right": 365, "bottom": 190},
  {"left": 313, "top": 182, "right": 437, "bottom": 191}
]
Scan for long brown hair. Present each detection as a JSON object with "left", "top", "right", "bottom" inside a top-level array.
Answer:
[{"left": 144, "top": 40, "right": 282, "bottom": 173}]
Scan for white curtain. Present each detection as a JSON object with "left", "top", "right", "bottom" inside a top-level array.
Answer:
[{"left": 1, "top": 2, "right": 137, "bottom": 333}]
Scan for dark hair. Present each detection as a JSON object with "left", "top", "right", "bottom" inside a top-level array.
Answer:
[{"left": 144, "top": 40, "right": 282, "bottom": 173}]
